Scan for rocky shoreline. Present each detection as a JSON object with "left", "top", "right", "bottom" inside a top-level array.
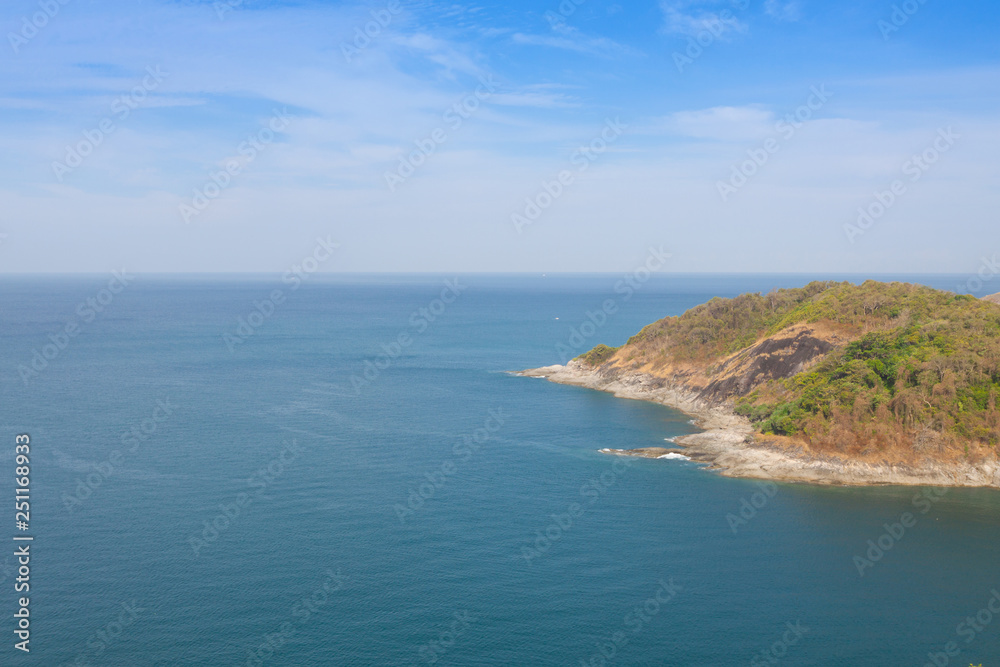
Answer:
[{"left": 519, "top": 360, "right": 1000, "bottom": 489}]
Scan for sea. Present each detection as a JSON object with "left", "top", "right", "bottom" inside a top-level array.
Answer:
[{"left": 1, "top": 273, "right": 999, "bottom": 666}]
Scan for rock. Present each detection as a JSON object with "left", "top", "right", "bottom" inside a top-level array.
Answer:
[{"left": 520, "top": 361, "right": 1000, "bottom": 489}]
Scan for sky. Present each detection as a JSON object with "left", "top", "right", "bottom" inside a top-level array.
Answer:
[{"left": 1, "top": 0, "right": 999, "bottom": 274}]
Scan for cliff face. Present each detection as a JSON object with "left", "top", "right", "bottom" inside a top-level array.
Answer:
[
  {"left": 984, "top": 292, "right": 1000, "bottom": 305},
  {"left": 697, "top": 325, "right": 839, "bottom": 403},
  {"left": 592, "top": 322, "right": 850, "bottom": 408}
]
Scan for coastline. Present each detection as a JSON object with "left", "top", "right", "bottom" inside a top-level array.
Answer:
[{"left": 520, "top": 360, "right": 1000, "bottom": 489}]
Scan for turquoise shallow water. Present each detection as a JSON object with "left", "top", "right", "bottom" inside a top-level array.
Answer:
[{"left": 2, "top": 273, "right": 1000, "bottom": 666}]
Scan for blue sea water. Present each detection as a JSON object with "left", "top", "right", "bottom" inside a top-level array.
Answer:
[{"left": 2, "top": 273, "right": 1000, "bottom": 666}]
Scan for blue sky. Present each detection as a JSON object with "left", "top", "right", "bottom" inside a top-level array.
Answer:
[{"left": 1, "top": 0, "right": 999, "bottom": 273}]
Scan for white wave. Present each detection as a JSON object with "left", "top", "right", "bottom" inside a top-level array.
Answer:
[
  {"left": 663, "top": 436, "right": 676, "bottom": 443},
  {"left": 657, "top": 452, "right": 691, "bottom": 461}
]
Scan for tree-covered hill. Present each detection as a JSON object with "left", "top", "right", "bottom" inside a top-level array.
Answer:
[{"left": 578, "top": 282, "right": 1000, "bottom": 457}]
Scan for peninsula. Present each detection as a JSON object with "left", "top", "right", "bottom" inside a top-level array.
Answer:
[{"left": 524, "top": 282, "right": 1000, "bottom": 487}]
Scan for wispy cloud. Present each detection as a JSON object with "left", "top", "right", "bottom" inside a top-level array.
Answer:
[
  {"left": 659, "top": 0, "right": 748, "bottom": 38},
  {"left": 511, "top": 21, "right": 634, "bottom": 57},
  {"left": 388, "top": 33, "right": 484, "bottom": 78},
  {"left": 658, "top": 105, "right": 775, "bottom": 141},
  {"left": 764, "top": 0, "right": 803, "bottom": 22},
  {"left": 489, "top": 91, "right": 578, "bottom": 109}
]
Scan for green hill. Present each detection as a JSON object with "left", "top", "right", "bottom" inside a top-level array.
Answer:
[{"left": 578, "top": 281, "right": 1000, "bottom": 458}]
